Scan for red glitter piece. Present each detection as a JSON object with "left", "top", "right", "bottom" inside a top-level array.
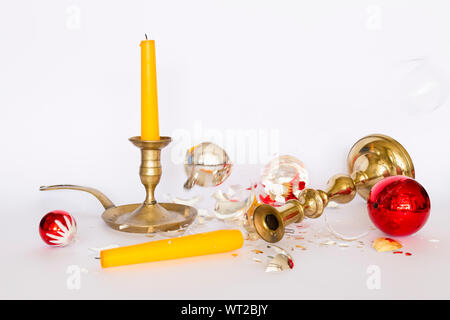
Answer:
[
  {"left": 246, "top": 183, "right": 258, "bottom": 190},
  {"left": 298, "top": 181, "right": 306, "bottom": 190},
  {"left": 393, "top": 251, "right": 403, "bottom": 254},
  {"left": 287, "top": 258, "right": 294, "bottom": 269},
  {"left": 405, "top": 252, "right": 412, "bottom": 256},
  {"left": 259, "top": 194, "right": 277, "bottom": 206},
  {"left": 284, "top": 192, "right": 297, "bottom": 201}
]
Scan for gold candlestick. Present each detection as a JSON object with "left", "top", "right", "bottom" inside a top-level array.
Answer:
[
  {"left": 253, "top": 134, "right": 415, "bottom": 243},
  {"left": 40, "top": 136, "right": 197, "bottom": 233}
]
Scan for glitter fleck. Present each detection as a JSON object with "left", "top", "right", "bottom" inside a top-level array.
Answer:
[{"left": 320, "top": 240, "right": 336, "bottom": 246}]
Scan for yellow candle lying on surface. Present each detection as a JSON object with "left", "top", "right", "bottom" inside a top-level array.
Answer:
[
  {"left": 140, "top": 37, "right": 160, "bottom": 140},
  {"left": 100, "top": 229, "right": 244, "bottom": 268}
]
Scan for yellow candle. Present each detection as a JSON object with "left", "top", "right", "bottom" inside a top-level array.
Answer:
[
  {"left": 100, "top": 229, "right": 244, "bottom": 268},
  {"left": 140, "top": 37, "right": 160, "bottom": 140}
]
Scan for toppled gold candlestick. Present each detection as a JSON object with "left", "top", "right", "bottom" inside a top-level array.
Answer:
[
  {"left": 40, "top": 136, "right": 197, "bottom": 233},
  {"left": 253, "top": 134, "right": 415, "bottom": 243}
]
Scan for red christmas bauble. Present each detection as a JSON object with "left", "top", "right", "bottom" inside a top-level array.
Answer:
[
  {"left": 39, "top": 210, "right": 77, "bottom": 246},
  {"left": 367, "top": 176, "right": 430, "bottom": 236}
]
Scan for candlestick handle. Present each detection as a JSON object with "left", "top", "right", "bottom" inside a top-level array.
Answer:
[{"left": 39, "top": 184, "right": 115, "bottom": 209}]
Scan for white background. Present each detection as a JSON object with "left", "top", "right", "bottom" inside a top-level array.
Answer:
[{"left": 1, "top": 0, "right": 450, "bottom": 299}]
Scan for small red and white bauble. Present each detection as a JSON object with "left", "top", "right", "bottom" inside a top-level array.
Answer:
[{"left": 39, "top": 210, "right": 77, "bottom": 247}]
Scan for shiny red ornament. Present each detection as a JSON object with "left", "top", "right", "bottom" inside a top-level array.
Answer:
[
  {"left": 39, "top": 210, "right": 77, "bottom": 246},
  {"left": 367, "top": 176, "right": 430, "bottom": 236}
]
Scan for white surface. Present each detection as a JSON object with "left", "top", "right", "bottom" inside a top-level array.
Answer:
[{"left": 1, "top": 0, "right": 450, "bottom": 299}]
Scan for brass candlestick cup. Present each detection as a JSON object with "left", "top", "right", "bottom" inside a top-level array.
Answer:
[
  {"left": 40, "top": 136, "right": 197, "bottom": 233},
  {"left": 253, "top": 134, "right": 415, "bottom": 243}
]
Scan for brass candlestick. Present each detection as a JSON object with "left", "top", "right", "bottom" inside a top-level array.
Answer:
[
  {"left": 40, "top": 136, "right": 197, "bottom": 233},
  {"left": 253, "top": 134, "right": 415, "bottom": 243}
]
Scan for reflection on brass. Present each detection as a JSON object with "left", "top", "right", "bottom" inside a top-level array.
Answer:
[
  {"left": 184, "top": 142, "right": 232, "bottom": 189},
  {"left": 348, "top": 134, "right": 415, "bottom": 199},
  {"left": 40, "top": 136, "right": 197, "bottom": 233},
  {"left": 253, "top": 134, "right": 415, "bottom": 243}
]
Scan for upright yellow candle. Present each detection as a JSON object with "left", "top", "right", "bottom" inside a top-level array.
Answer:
[
  {"left": 100, "top": 229, "right": 244, "bottom": 268},
  {"left": 140, "top": 37, "right": 160, "bottom": 140}
]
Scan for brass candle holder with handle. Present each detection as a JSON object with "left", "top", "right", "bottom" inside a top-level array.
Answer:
[
  {"left": 40, "top": 136, "right": 197, "bottom": 233},
  {"left": 252, "top": 134, "right": 415, "bottom": 243}
]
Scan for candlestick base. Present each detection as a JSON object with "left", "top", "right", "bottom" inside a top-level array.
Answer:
[{"left": 103, "top": 202, "right": 197, "bottom": 233}]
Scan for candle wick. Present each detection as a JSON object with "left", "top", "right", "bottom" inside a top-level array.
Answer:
[{"left": 145, "top": 33, "right": 148, "bottom": 40}]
